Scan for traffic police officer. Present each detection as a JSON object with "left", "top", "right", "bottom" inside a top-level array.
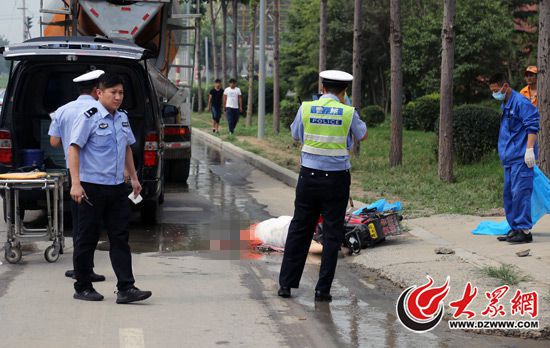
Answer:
[
  {"left": 68, "top": 73, "right": 152, "bottom": 303},
  {"left": 278, "top": 70, "right": 368, "bottom": 302},
  {"left": 48, "top": 70, "right": 106, "bottom": 283},
  {"left": 489, "top": 73, "right": 540, "bottom": 244}
]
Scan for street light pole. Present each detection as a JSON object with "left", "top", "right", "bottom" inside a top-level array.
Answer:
[{"left": 257, "top": 0, "right": 266, "bottom": 139}]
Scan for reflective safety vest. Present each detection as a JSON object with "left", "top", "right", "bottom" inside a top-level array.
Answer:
[{"left": 301, "top": 98, "right": 354, "bottom": 156}]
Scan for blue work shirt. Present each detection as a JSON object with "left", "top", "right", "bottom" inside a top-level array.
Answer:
[
  {"left": 290, "top": 94, "right": 367, "bottom": 171},
  {"left": 498, "top": 90, "right": 540, "bottom": 166},
  {"left": 70, "top": 102, "right": 136, "bottom": 185},
  {"left": 48, "top": 94, "right": 97, "bottom": 167}
]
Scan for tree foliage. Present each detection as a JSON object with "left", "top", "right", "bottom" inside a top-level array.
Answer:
[
  {"left": 0, "top": 36, "right": 9, "bottom": 75},
  {"left": 403, "top": 0, "right": 513, "bottom": 103},
  {"left": 280, "top": 0, "right": 524, "bottom": 106}
]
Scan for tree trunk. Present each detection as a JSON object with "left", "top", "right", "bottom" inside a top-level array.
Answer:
[
  {"left": 351, "top": 0, "right": 362, "bottom": 155},
  {"left": 389, "top": 0, "right": 403, "bottom": 167},
  {"left": 221, "top": 0, "right": 228, "bottom": 86},
  {"left": 438, "top": 0, "right": 456, "bottom": 183},
  {"left": 246, "top": 2, "right": 258, "bottom": 127},
  {"left": 318, "top": 0, "right": 328, "bottom": 92},
  {"left": 209, "top": 1, "right": 219, "bottom": 80},
  {"left": 538, "top": 0, "right": 550, "bottom": 176},
  {"left": 272, "top": 0, "right": 281, "bottom": 133},
  {"left": 195, "top": 0, "right": 203, "bottom": 112},
  {"left": 232, "top": 0, "right": 238, "bottom": 79}
]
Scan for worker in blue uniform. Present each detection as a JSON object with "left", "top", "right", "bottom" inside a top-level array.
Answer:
[
  {"left": 489, "top": 73, "right": 540, "bottom": 244},
  {"left": 68, "top": 73, "right": 152, "bottom": 303},
  {"left": 49, "top": 70, "right": 106, "bottom": 283},
  {"left": 278, "top": 70, "right": 368, "bottom": 302}
]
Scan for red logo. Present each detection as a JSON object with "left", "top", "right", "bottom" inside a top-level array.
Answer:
[{"left": 396, "top": 276, "right": 450, "bottom": 332}]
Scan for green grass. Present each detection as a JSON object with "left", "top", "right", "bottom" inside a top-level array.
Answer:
[
  {"left": 192, "top": 112, "right": 504, "bottom": 216},
  {"left": 481, "top": 264, "right": 530, "bottom": 286}
]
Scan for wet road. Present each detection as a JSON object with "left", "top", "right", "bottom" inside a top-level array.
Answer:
[
  {"left": 0, "top": 138, "right": 546, "bottom": 347},
  {"left": 124, "top": 139, "right": 545, "bottom": 347}
]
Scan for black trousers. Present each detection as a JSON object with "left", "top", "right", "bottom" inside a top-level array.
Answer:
[
  {"left": 279, "top": 166, "right": 350, "bottom": 293},
  {"left": 71, "top": 199, "right": 95, "bottom": 272},
  {"left": 74, "top": 182, "right": 135, "bottom": 292}
]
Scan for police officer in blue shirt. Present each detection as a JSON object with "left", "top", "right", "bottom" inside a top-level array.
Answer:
[
  {"left": 278, "top": 70, "right": 368, "bottom": 302},
  {"left": 68, "top": 73, "right": 152, "bottom": 303},
  {"left": 489, "top": 73, "right": 540, "bottom": 244},
  {"left": 48, "top": 70, "right": 106, "bottom": 283}
]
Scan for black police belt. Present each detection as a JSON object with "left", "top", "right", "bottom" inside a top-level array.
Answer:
[{"left": 300, "top": 166, "right": 349, "bottom": 177}]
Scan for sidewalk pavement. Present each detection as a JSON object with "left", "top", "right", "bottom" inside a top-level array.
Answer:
[
  {"left": 195, "top": 127, "right": 550, "bottom": 337},
  {"left": 352, "top": 214, "right": 550, "bottom": 337}
]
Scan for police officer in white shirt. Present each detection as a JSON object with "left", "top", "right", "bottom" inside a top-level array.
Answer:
[{"left": 48, "top": 70, "right": 106, "bottom": 283}]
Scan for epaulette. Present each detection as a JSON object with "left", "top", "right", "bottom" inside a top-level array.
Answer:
[
  {"left": 84, "top": 107, "right": 98, "bottom": 118},
  {"left": 119, "top": 109, "right": 128, "bottom": 115}
]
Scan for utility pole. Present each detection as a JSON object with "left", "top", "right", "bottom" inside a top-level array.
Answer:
[
  {"left": 257, "top": 0, "right": 266, "bottom": 138},
  {"left": 18, "top": 0, "right": 30, "bottom": 41}
]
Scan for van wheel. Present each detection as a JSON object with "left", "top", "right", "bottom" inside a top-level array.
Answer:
[
  {"left": 166, "top": 159, "right": 190, "bottom": 183},
  {"left": 140, "top": 199, "right": 159, "bottom": 225}
]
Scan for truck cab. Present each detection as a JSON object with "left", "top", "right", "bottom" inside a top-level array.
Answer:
[{"left": 0, "top": 36, "right": 185, "bottom": 224}]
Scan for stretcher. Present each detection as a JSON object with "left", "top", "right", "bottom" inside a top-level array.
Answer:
[{"left": 1, "top": 171, "right": 66, "bottom": 264}]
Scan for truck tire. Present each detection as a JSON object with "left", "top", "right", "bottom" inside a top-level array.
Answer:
[
  {"left": 166, "top": 159, "right": 190, "bottom": 183},
  {"left": 140, "top": 199, "right": 159, "bottom": 225}
]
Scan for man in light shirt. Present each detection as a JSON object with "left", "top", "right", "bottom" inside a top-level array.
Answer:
[{"left": 222, "top": 78, "right": 243, "bottom": 135}]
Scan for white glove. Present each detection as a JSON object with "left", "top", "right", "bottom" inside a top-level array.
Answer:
[{"left": 525, "top": 148, "right": 536, "bottom": 168}]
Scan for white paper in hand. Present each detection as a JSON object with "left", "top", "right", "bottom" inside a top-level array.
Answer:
[{"left": 128, "top": 192, "right": 143, "bottom": 204}]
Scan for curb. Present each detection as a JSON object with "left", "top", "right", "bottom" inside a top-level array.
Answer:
[{"left": 192, "top": 128, "right": 299, "bottom": 188}]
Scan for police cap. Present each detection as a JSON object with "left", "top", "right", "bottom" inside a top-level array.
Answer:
[
  {"left": 73, "top": 70, "right": 105, "bottom": 83},
  {"left": 320, "top": 70, "right": 353, "bottom": 88}
]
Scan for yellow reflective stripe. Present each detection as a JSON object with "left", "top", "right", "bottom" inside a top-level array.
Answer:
[
  {"left": 302, "top": 145, "right": 349, "bottom": 156},
  {"left": 304, "top": 132, "right": 347, "bottom": 144}
]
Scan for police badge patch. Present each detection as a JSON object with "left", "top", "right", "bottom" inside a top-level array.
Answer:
[
  {"left": 122, "top": 121, "right": 130, "bottom": 127},
  {"left": 99, "top": 123, "right": 108, "bottom": 129}
]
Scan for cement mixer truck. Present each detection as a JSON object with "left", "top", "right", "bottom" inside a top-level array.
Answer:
[{"left": 0, "top": 0, "right": 199, "bottom": 224}]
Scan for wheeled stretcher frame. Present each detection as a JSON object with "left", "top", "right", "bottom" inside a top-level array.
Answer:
[{"left": 1, "top": 173, "right": 66, "bottom": 264}]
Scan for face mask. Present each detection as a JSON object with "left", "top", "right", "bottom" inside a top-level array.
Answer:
[{"left": 492, "top": 86, "right": 506, "bottom": 101}]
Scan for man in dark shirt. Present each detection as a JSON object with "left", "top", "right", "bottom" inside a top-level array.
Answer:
[{"left": 207, "top": 79, "right": 224, "bottom": 133}]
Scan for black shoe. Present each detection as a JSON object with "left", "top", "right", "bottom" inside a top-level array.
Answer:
[
  {"left": 90, "top": 272, "right": 106, "bottom": 282},
  {"left": 314, "top": 291, "right": 332, "bottom": 302},
  {"left": 508, "top": 231, "right": 533, "bottom": 244},
  {"left": 278, "top": 287, "right": 291, "bottom": 298},
  {"left": 73, "top": 288, "right": 104, "bottom": 301},
  {"left": 497, "top": 230, "right": 518, "bottom": 242},
  {"left": 66, "top": 270, "right": 106, "bottom": 282},
  {"left": 116, "top": 287, "right": 152, "bottom": 304}
]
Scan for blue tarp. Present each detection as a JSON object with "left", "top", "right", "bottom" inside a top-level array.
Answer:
[
  {"left": 472, "top": 166, "right": 550, "bottom": 235},
  {"left": 353, "top": 198, "right": 402, "bottom": 215}
]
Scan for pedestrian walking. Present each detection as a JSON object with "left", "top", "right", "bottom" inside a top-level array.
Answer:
[
  {"left": 489, "top": 73, "right": 540, "bottom": 244},
  {"left": 48, "top": 70, "right": 106, "bottom": 283},
  {"left": 207, "top": 78, "right": 224, "bottom": 133},
  {"left": 520, "top": 66, "right": 538, "bottom": 107},
  {"left": 68, "top": 73, "right": 152, "bottom": 303},
  {"left": 223, "top": 78, "right": 242, "bottom": 135},
  {"left": 278, "top": 70, "right": 368, "bottom": 302}
]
